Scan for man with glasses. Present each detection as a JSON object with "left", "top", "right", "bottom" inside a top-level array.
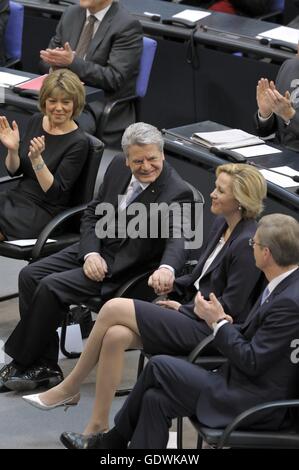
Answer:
[{"left": 84, "top": 213, "right": 299, "bottom": 449}]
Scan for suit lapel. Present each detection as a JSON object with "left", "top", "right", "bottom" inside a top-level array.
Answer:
[
  {"left": 71, "top": 9, "right": 87, "bottom": 49},
  {"left": 242, "top": 269, "right": 299, "bottom": 333},
  {"left": 86, "top": 2, "right": 118, "bottom": 58}
]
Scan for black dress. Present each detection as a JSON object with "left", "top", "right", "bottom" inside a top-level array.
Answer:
[{"left": 0, "top": 113, "right": 89, "bottom": 239}]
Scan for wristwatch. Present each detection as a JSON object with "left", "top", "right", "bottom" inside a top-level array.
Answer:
[
  {"left": 211, "top": 317, "right": 227, "bottom": 331},
  {"left": 32, "top": 161, "right": 45, "bottom": 171}
]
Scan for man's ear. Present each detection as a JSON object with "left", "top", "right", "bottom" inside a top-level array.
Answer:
[
  {"left": 162, "top": 152, "right": 165, "bottom": 161},
  {"left": 125, "top": 158, "right": 130, "bottom": 167}
]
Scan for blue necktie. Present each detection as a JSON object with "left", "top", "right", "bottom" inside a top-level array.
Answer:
[
  {"left": 260, "top": 286, "right": 270, "bottom": 305},
  {"left": 125, "top": 181, "right": 143, "bottom": 207}
]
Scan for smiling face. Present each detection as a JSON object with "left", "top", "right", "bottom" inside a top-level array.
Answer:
[
  {"left": 210, "top": 172, "right": 239, "bottom": 218},
  {"left": 45, "top": 92, "right": 74, "bottom": 127},
  {"left": 125, "top": 144, "right": 165, "bottom": 184}
]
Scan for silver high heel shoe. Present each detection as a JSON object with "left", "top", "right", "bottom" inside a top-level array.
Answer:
[{"left": 22, "top": 392, "right": 80, "bottom": 412}]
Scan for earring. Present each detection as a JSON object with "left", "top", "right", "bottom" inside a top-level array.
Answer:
[{"left": 238, "top": 205, "right": 242, "bottom": 211}]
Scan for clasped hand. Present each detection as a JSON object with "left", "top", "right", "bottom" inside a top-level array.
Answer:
[
  {"left": 0, "top": 116, "right": 20, "bottom": 152},
  {"left": 257, "top": 78, "right": 295, "bottom": 122},
  {"left": 83, "top": 253, "right": 108, "bottom": 282},
  {"left": 40, "top": 42, "right": 74, "bottom": 67},
  {"left": 148, "top": 267, "right": 175, "bottom": 295}
]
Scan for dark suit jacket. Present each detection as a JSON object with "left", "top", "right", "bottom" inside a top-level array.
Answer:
[
  {"left": 44, "top": 2, "right": 143, "bottom": 140},
  {"left": 196, "top": 268, "right": 299, "bottom": 430},
  {"left": 78, "top": 155, "right": 194, "bottom": 298},
  {"left": 255, "top": 57, "right": 299, "bottom": 152},
  {"left": 175, "top": 217, "right": 264, "bottom": 324}
]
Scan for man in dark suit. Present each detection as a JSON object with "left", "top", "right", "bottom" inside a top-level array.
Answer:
[
  {"left": 255, "top": 51, "right": 299, "bottom": 152},
  {"left": 0, "top": 0, "right": 9, "bottom": 66},
  {"left": 40, "top": 0, "right": 142, "bottom": 147},
  {"left": 65, "top": 213, "right": 299, "bottom": 449},
  {"left": 0, "top": 122, "right": 193, "bottom": 393}
]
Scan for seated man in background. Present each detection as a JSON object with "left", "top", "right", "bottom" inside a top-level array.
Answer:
[
  {"left": 0, "top": 0, "right": 9, "bottom": 66},
  {"left": 40, "top": 0, "right": 142, "bottom": 147},
  {"left": 255, "top": 49, "right": 299, "bottom": 152},
  {"left": 60, "top": 213, "right": 299, "bottom": 449},
  {"left": 0, "top": 122, "right": 194, "bottom": 393}
]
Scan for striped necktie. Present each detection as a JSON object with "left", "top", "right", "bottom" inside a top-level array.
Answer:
[{"left": 76, "top": 15, "right": 97, "bottom": 59}]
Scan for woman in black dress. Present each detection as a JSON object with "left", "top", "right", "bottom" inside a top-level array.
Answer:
[
  {"left": 0, "top": 68, "right": 88, "bottom": 240},
  {"left": 24, "top": 164, "right": 267, "bottom": 444}
]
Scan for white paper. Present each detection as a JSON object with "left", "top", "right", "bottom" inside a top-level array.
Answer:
[
  {"left": 0, "top": 72, "right": 30, "bottom": 87},
  {"left": 233, "top": 144, "right": 282, "bottom": 158},
  {"left": 192, "top": 129, "right": 264, "bottom": 149},
  {"left": 4, "top": 238, "right": 56, "bottom": 247},
  {"left": 259, "top": 166, "right": 299, "bottom": 188},
  {"left": 257, "top": 26, "right": 299, "bottom": 45},
  {"left": 173, "top": 9, "right": 211, "bottom": 22},
  {"left": 58, "top": 324, "right": 83, "bottom": 360}
]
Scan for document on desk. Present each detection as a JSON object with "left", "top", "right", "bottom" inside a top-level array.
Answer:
[
  {"left": 191, "top": 129, "right": 263, "bottom": 150},
  {"left": 0, "top": 71, "right": 30, "bottom": 88},
  {"left": 172, "top": 10, "right": 211, "bottom": 21},
  {"left": 257, "top": 26, "right": 299, "bottom": 45},
  {"left": 259, "top": 166, "right": 299, "bottom": 188},
  {"left": 4, "top": 239, "right": 56, "bottom": 247},
  {"left": 232, "top": 144, "right": 282, "bottom": 158}
]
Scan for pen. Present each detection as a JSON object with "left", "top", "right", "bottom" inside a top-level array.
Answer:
[{"left": 143, "top": 11, "right": 161, "bottom": 22}]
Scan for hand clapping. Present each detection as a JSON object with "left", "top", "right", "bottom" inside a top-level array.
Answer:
[
  {"left": 28, "top": 136, "right": 45, "bottom": 162},
  {"left": 0, "top": 116, "right": 20, "bottom": 152}
]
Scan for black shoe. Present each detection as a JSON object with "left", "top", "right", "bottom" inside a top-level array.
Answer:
[
  {"left": 0, "top": 362, "right": 21, "bottom": 393},
  {"left": 60, "top": 432, "right": 106, "bottom": 450},
  {"left": 5, "top": 364, "right": 63, "bottom": 392}
]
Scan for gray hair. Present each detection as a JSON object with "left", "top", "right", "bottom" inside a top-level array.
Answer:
[
  {"left": 257, "top": 214, "right": 299, "bottom": 266},
  {"left": 121, "top": 122, "right": 164, "bottom": 157}
]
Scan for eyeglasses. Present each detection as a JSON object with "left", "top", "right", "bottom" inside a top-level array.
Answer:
[{"left": 248, "top": 238, "right": 266, "bottom": 248}]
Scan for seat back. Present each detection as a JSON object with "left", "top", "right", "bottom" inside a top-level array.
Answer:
[
  {"left": 5, "top": 1, "right": 24, "bottom": 63},
  {"left": 136, "top": 37, "right": 157, "bottom": 98},
  {"left": 71, "top": 133, "right": 105, "bottom": 206}
]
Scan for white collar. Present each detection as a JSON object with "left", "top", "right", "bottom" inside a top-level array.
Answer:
[
  {"left": 86, "top": 4, "right": 112, "bottom": 23},
  {"left": 130, "top": 175, "right": 149, "bottom": 191},
  {"left": 266, "top": 267, "right": 298, "bottom": 295}
]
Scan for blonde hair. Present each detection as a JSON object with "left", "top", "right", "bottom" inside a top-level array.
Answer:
[
  {"left": 39, "top": 69, "right": 85, "bottom": 119},
  {"left": 216, "top": 163, "right": 267, "bottom": 219}
]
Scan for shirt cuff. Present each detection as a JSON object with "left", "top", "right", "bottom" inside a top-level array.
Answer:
[
  {"left": 258, "top": 111, "right": 273, "bottom": 122},
  {"left": 213, "top": 319, "right": 229, "bottom": 337},
  {"left": 159, "top": 264, "right": 175, "bottom": 275},
  {"left": 84, "top": 252, "right": 100, "bottom": 261}
]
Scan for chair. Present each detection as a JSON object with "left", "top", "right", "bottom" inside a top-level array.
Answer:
[
  {"left": 4, "top": 1, "right": 24, "bottom": 67},
  {"left": 0, "top": 133, "right": 105, "bottom": 301},
  {"left": 178, "top": 334, "right": 299, "bottom": 449},
  {"left": 97, "top": 36, "right": 157, "bottom": 138}
]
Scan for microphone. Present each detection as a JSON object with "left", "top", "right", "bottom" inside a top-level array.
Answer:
[
  {"left": 209, "top": 146, "right": 247, "bottom": 163},
  {"left": 248, "top": 161, "right": 299, "bottom": 194},
  {"left": 200, "top": 24, "right": 270, "bottom": 46}
]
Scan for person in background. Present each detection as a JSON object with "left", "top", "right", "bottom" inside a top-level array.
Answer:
[
  {"left": 0, "top": 68, "right": 88, "bottom": 241},
  {"left": 22, "top": 164, "right": 267, "bottom": 450},
  {"left": 210, "top": 0, "right": 275, "bottom": 16},
  {"left": 0, "top": 0, "right": 9, "bottom": 66},
  {"left": 255, "top": 48, "right": 299, "bottom": 152},
  {"left": 59, "top": 213, "right": 299, "bottom": 449},
  {"left": 40, "top": 0, "right": 142, "bottom": 147}
]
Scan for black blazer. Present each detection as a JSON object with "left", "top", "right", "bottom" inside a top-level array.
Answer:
[
  {"left": 44, "top": 3, "right": 143, "bottom": 137},
  {"left": 175, "top": 217, "right": 264, "bottom": 324},
  {"left": 78, "top": 155, "right": 194, "bottom": 298},
  {"left": 195, "top": 268, "right": 299, "bottom": 430}
]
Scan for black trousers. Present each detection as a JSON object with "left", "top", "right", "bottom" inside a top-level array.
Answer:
[
  {"left": 5, "top": 243, "right": 103, "bottom": 367},
  {"left": 114, "top": 355, "right": 219, "bottom": 449}
]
